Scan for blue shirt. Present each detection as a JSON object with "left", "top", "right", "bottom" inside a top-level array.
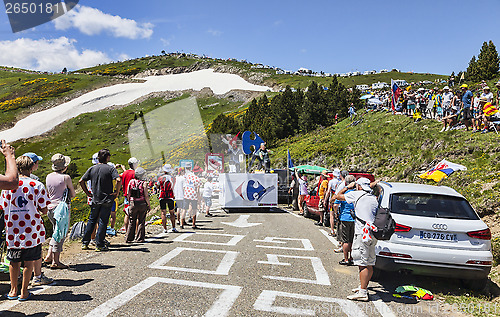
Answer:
[
  {"left": 335, "top": 189, "right": 354, "bottom": 222},
  {"left": 462, "top": 90, "right": 473, "bottom": 109}
]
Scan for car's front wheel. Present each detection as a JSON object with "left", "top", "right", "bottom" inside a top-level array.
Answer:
[{"left": 462, "top": 278, "right": 488, "bottom": 291}]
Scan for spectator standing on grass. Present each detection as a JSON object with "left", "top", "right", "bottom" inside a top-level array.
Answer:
[
  {"left": 118, "top": 157, "right": 139, "bottom": 234},
  {"left": 157, "top": 164, "right": 178, "bottom": 233},
  {"left": 202, "top": 176, "right": 214, "bottom": 217},
  {"left": 1, "top": 156, "right": 50, "bottom": 300},
  {"left": 126, "top": 167, "right": 150, "bottom": 243},
  {"left": 472, "top": 91, "right": 482, "bottom": 133},
  {"left": 44, "top": 154, "right": 75, "bottom": 269},
  {"left": 79, "top": 149, "right": 121, "bottom": 251},
  {"left": 335, "top": 177, "right": 379, "bottom": 302},
  {"left": 442, "top": 86, "right": 454, "bottom": 116},
  {"left": 461, "top": 84, "right": 473, "bottom": 131},
  {"left": 335, "top": 175, "right": 356, "bottom": 266},
  {"left": 182, "top": 166, "right": 200, "bottom": 229}
]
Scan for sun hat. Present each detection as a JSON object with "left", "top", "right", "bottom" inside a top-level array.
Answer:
[
  {"left": 128, "top": 157, "right": 139, "bottom": 165},
  {"left": 162, "top": 163, "right": 173, "bottom": 173},
  {"left": 417, "top": 88, "right": 425, "bottom": 92},
  {"left": 51, "top": 153, "right": 71, "bottom": 171},
  {"left": 460, "top": 84, "right": 468, "bottom": 88},
  {"left": 443, "top": 86, "right": 450, "bottom": 90},
  {"left": 356, "top": 177, "right": 371, "bottom": 192},
  {"left": 23, "top": 152, "right": 42, "bottom": 163},
  {"left": 483, "top": 86, "right": 490, "bottom": 90},
  {"left": 91, "top": 152, "right": 99, "bottom": 165},
  {"left": 135, "top": 167, "right": 147, "bottom": 180},
  {"left": 495, "top": 81, "right": 500, "bottom": 87}
]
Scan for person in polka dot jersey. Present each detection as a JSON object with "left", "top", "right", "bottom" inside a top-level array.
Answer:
[{"left": 0, "top": 156, "right": 49, "bottom": 301}]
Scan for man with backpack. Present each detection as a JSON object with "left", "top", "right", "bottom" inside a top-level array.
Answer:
[
  {"left": 157, "top": 164, "right": 178, "bottom": 233},
  {"left": 79, "top": 149, "right": 122, "bottom": 251},
  {"left": 334, "top": 177, "right": 379, "bottom": 302},
  {"left": 126, "top": 167, "right": 150, "bottom": 242}
]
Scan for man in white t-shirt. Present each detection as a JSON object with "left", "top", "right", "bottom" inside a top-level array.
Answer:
[
  {"left": 441, "top": 86, "right": 454, "bottom": 116},
  {"left": 335, "top": 177, "right": 378, "bottom": 302},
  {"left": 202, "top": 177, "right": 214, "bottom": 217},
  {"left": 173, "top": 168, "right": 185, "bottom": 226},
  {"left": 481, "top": 86, "right": 494, "bottom": 103}
]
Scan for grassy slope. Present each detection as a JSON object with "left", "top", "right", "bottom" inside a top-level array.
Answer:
[
  {"left": 272, "top": 111, "right": 500, "bottom": 217},
  {"left": 77, "top": 54, "right": 447, "bottom": 89}
]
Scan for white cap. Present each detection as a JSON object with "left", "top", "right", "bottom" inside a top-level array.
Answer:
[
  {"left": 128, "top": 157, "right": 139, "bottom": 165},
  {"left": 332, "top": 168, "right": 341, "bottom": 178},
  {"left": 162, "top": 163, "right": 173, "bottom": 173},
  {"left": 356, "top": 177, "right": 371, "bottom": 191},
  {"left": 443, "top": 86, "right": 450, "bottom": 90}
]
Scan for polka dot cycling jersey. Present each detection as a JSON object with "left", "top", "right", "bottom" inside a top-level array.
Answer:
[
  {"left": 183, "top": 172, "right": 200, "bottom": 201},
  {"left": 0, "top": 177, "right": 49, "bottom": 249}
]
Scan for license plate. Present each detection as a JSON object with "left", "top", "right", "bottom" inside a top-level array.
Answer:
[{"left": 419, "top": 231, "right": 457, "bottom": 242}]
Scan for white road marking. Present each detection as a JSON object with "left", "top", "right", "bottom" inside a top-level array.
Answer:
[
  {"left": 221, "top": 215, "right": 262, "bottom": 228},
  {"left": 0, "top": 284, "right": 52, "bottom": 312},
  {"left": 148, "top": 247, "right": 239, "bottom": 275},
  {"left": 145, "top": 231, "right": 169, "bottom": 242},
  {"left": 371, "top": 295, "right": 398, "bottom": 317},
  {"left": 284, "top": 209, "right": 302, "bottom": 218},
  {"left": 253, "top": 290, "right": 368, "bottom": 317},
  {"left": 319, "top": 229, "right": 340, "bottom": 248},
  {"left": 173, "top": 232, "right": 245, "bottom": 246},
  {"left": 254, "top": 237, "right": 314, "bottom": 251},
  {"left": 259, "top": 254, "right": 330, "bottom": 285},
  {"left": 84, "top": 277, "right": 242, "bottom": 317}
]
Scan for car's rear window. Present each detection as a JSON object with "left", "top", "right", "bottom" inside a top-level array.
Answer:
[{"left": 390, "top": 193, "right": 479, "bottom": 220}]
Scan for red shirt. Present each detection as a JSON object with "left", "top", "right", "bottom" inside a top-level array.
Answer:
[{"left": 121, "top": 169, "right": 135, "bottom": 197}]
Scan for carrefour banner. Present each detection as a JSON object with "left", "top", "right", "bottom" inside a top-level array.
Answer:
[{"left": 220, "top": 173, "right": 278, "bottom": 208}]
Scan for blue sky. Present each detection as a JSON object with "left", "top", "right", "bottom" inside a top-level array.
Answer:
[{"left": 0, "top": 0, "right": 499, "bottom": 74}]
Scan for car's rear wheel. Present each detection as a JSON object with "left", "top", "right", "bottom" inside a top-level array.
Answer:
[
  {"left": 461, "top": 278, "right": 488, "bottom": 291},
  {"left": 303, "top": 204, "right": 310, "bottom": 218}
]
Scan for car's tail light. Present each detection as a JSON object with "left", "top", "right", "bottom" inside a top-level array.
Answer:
[
  {"left": 395, "top": 223, "right": 412, "bottom": 232},
  {"left": 467, "top": 228, "right": 491, "bottom": 240},
  {"left": 466, "top": 260, "right": 492, "bottom": 266},
  {"left": 379, "top": 251, "right": 412, "bottom": 259}
]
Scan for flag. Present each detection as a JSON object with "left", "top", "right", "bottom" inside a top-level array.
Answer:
[
  {"left": 391, "top": 79, "right": 402, "bottom": 112},
  {"left": 483, "top": 102, "right": 499, "bottom": 116},
  {"left": 419, "top": 159, "right": 467, "bottom": 182},
  {"left": 287, "top": 149, "right": 294, "bottom": 169}
]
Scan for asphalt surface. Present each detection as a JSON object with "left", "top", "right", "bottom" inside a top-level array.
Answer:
[{"left": 0, "top": 200, "right": 466, "bottom": 317}]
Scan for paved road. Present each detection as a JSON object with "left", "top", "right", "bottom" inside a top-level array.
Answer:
[{"left": 0, "top": 201, "right": 465, "bottom": 317}]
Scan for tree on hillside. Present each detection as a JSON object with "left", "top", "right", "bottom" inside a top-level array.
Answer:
[
  {"left": 466, "top": 56, "right": 480, "bottom": 81},
  {"left": 209, "top": 113, "right": 241, "bottom": 135},
  {"left": 476, "top": 40, "right": 500, "bottom": 79}
]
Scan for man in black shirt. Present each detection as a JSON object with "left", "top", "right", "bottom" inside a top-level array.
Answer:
[{"left": 80, "top": 149, "right": 121, "bottom": 251}]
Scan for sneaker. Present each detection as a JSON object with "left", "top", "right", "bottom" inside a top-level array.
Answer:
[
  {"left": 445, "top": 126, "right": 450, "bottom": 131},
  {"left": 90, "top": 239, "right": 97, "bottom": 246},
  {"left": 314, "top": 222, "right": 323, "bottom": 226},
  {"left": 171, "top": 228, "right": 179, "bottom": 233},
  {"left": 31, "top": 273, "right": 53, "bottom": 286},
  {"left": 352, "top": 287, "right": 360, "bottom": 293},
  {"left": 95, "top": 245, "right": 109, "bottom": 252},
  {"left": 334, "top": 247, "right": 343, "bottom": 253},
  {"left": 104, "top": 239, "right": 111, "bottom": 247},
  {"left": 81, "top": 244, "right": 89, "bottom": 250},
  {"left": 163, "top": 229, "right": 169, "bottom": 234},
  {"left": 481, "top": 129, "right": 489, "bottom": 134},
  {"left": 439, "top": 127, "right": 446, "bottom": 132},
  {"left": 347, "top": 291, "right": 368, "bottom": 301},
  {"left": 205, "top": 213, "right": 213, "bottom": 217}
]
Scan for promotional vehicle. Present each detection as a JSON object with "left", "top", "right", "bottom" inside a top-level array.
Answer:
[
  {"left": 219, "top": 173, "right": 278, "bottom": 210},
  {"left": 375, "top": 182, "right": 492, "bottom": 290},
  {"left": 302, "top": 172, "right": 375, "bottom": 226}
]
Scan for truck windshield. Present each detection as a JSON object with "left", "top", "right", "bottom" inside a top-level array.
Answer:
[{"left": 390, "top": 193, "right": 479, "bottom": 220}]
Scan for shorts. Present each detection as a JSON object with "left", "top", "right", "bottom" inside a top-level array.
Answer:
[
  {"left": 203, "top": 196, "right": 212, "bottom": 207},
  {"left": 463, "top": 108, "right": 472, "bottom": 120},
  {"left": 339, "top": 221, "right": 355, "bottom": 244},
  {"left": 175, "top": 199, "right": 184, "bottom": 210},
  {"left": 159, "top": 198, "right": 175, "bottom": 211},
  {"left": 185, "top": 200, "right": 198, "bottom": 215},
  {"left": 7, "top": 244, "right": 42, "bottom": 263},
  {"left": 351, "top": 233, "right": 377, "bottom": 267}
]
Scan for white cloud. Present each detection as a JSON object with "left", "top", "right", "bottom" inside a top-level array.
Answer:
[
  {"left": 0, "top": 37, "right": 111, "bottom": 72},
  {"left": 54, "top": 5, "right": 153, "bottom": 39},
  {"left": 207, "top": 29, "right": 222, "bottom": 36},
  {"left": 160, "top": 38, "right": 171, "bottom": 46}
]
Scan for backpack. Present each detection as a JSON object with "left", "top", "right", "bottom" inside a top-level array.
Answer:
[
  {"left": 352, "top": 192, "right": 396, "bottom": 241},
  {"left": 129, "top": 179, "right": 145, "bottom": 201},
  {"left": 69, "top": 221, "right": 86, "bottom": 240}
]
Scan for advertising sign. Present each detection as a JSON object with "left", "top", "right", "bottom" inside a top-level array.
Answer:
[
  {"left": 220, "top": 173, "right": 278, "bottom": 208},
  {"left": 206, "top": 153, "right": 224, "bottom": 173}
]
